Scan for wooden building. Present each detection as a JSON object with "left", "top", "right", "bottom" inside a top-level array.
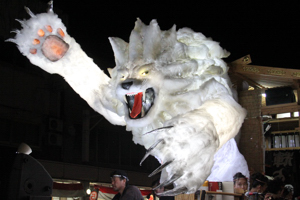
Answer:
[{"left": 229, "top": 55, "right": 300, "bottom": 188}]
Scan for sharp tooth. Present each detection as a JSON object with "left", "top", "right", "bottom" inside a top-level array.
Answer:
[
  {"left": 143, "top": 90, "right": 146, "bottom": 102},
  {"left": 124, "top": 96, "right": 128, "bottom": 103}
]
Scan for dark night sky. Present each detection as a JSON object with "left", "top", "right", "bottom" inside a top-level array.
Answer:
[
  {"left": 5, "top": 1, "right": 300, "bottom": 70},
  {"left": 46, "top": 1, "right": 300, "bottom": 70}
]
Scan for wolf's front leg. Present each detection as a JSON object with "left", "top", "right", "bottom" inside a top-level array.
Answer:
[
  {"left": 140, "top": 92, "right": 246, "bottom": 195},
  {"left": 8, "top": 8, "right": 125, "bottom": 125}
]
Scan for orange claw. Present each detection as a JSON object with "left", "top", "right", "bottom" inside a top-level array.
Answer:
[
  {"left": 57, "top": 28, "right": 65, "bottom": 37},
  {"left": 46, "top": 25, "right": 53, "bottom": 33},
  {"left": 38, "top": 29, "right": 45, "bottom": 37},
  {"left": 32, "top": 39, "right": 40, "bottom": 45},
  {"left": 30, "top": 49, "right": 37, "bottom": 54}
]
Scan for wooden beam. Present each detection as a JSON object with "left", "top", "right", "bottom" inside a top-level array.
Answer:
[
  {"left": 292, "top": 79, "right": 300, "bottom": 90},
  {"left": 270, "top": 129, "right": 299, "bottom": 134},
  {"left": 233, "top": 72, "right": 265, "bottom": 89},
  {"left": 268, "top": 118, "right": 299, "bottom": 123},
  {"left": 228, "top": 55, "right": 252, "bottom": 75},
  {"left": 229, "top": 55, "right": 252, "bottom": 65},
  {"left": 231, "top": 64, "right": 300, "bottom": 79},
  {"left": 261, "top": 102, "right": 300, "bottom": 115},
  {"left": 266, "top": 147, "right": 300, "bottom": 151}
]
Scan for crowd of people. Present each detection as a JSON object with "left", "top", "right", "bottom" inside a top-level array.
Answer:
[
  {"left": 108, "top": 169, "right": 295, "bottom": 200},
  {"left": 233, "top": 172, "right": 295, "bottom": 200}
]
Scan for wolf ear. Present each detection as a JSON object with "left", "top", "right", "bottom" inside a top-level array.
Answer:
[
  {"left": 109, "top": 37, "right": 129, "bottom": 67},
  {"left": 107, "top": 68, "right": 113, "bottom": 78}
]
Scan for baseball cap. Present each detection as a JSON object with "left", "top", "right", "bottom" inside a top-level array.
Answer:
[{"left": 110, "top": 170, "right": 129, "bottom": 181}]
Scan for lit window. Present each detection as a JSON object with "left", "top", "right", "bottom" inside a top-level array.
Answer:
[{"left": 276, "top": 113, "right": 291, "bottom": 119}]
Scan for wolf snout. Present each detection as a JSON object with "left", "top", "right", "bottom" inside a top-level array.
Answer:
[{"left": 121, "top": 81, "right": 133, "bottom": 90}]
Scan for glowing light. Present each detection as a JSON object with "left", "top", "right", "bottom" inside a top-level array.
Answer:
[
  {"left": 276, "top": 113, "right": 291, "bottom": 119},
  {"left": 86, "top": 188, "right": 91, "bottom": 195}
]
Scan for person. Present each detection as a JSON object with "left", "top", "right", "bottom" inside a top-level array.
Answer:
[
  {"left": 147, "top": 179, "right": 175, "bottom": 200},
  {"left": 264, "top": 178, "right": 284, "bottom": 200},
  {"left": 249, "top": 172, "right": 268, "bottom": 193},
  {"left": 110, "top": 170, "right": 144, "bottom": 200},
  {"left": 246, "top": 172, "right": 269, "bottom": 200},
  {"left": 281, "top": 184, "right": 293, "bottom": 200},
  {"left": 233, "top": 172, "right": 248, "bottom": 194}
]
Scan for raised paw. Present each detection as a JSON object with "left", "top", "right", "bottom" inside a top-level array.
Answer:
[
  {"left": 8, "top": 7, "right": 70, "bottom": 62},
  {"left": 30, "top": 26, "right": 69, "bottom": 61},
  {"left": 30, "top": 29, "right": 69, "bottom": 62}
]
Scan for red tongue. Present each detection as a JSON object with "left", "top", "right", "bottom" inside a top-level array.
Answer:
[{"left": 130, "top": 92, "right": 143, "bottom": 118}]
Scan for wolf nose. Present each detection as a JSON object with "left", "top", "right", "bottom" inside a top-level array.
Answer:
[{"left": 121, "top": 81, "right": 133, "bottom": 90}]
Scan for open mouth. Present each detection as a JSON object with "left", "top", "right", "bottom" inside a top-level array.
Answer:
[{"left": 124, "top": 88, "right": 155, "bottom": 119}]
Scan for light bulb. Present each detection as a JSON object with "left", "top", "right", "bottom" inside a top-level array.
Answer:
[{"left": 86, "top": 188, "right": 91, "bottom": 195}]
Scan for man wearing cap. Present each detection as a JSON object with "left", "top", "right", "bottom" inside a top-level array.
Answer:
[{"left": 111, "top": 170, "right": 144, "bottom": 200}]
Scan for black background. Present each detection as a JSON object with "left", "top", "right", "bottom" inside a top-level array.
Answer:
[{"left": 11, "top": 1, "right": 300, "bottom": 69}]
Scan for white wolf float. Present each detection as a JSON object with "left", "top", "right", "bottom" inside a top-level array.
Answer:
[{"left": 9, "top": 3, "right": 249, "bottom": 195}]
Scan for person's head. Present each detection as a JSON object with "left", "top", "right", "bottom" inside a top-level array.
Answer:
[
  {"left": 282, "top": 184, "right": 294, "bottom": 200},
  {"left": 250, "top": 172, "right": 268, "bottom": 193},
  {"left": 265, "top": 178, "right": 284, "bottom": 200},
  {"left": 110, "top": 170, "right": 129, "bottom": 193},
  {"left": 233, "top": 172, "right": 248, "bottom": 193}
]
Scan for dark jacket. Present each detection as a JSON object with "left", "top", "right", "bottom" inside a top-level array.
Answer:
[{"left": 112, "top": 185, "right": 144, "bottom": 200}]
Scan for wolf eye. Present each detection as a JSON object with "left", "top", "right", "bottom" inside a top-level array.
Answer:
[
  {"left": 120, "top": 75, "right": 125, "bottom": 80},
  {"left": 141, "top": 71, "right": 149, "bottom": 76}
]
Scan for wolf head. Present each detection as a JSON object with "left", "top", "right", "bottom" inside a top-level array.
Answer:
[{"left": 108, "top": 19, "right": 231, "bottom": 141}]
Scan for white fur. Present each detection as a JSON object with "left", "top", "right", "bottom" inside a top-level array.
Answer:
[{"left": 11, "top": 10, "right": 249, "bottom": 193}]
